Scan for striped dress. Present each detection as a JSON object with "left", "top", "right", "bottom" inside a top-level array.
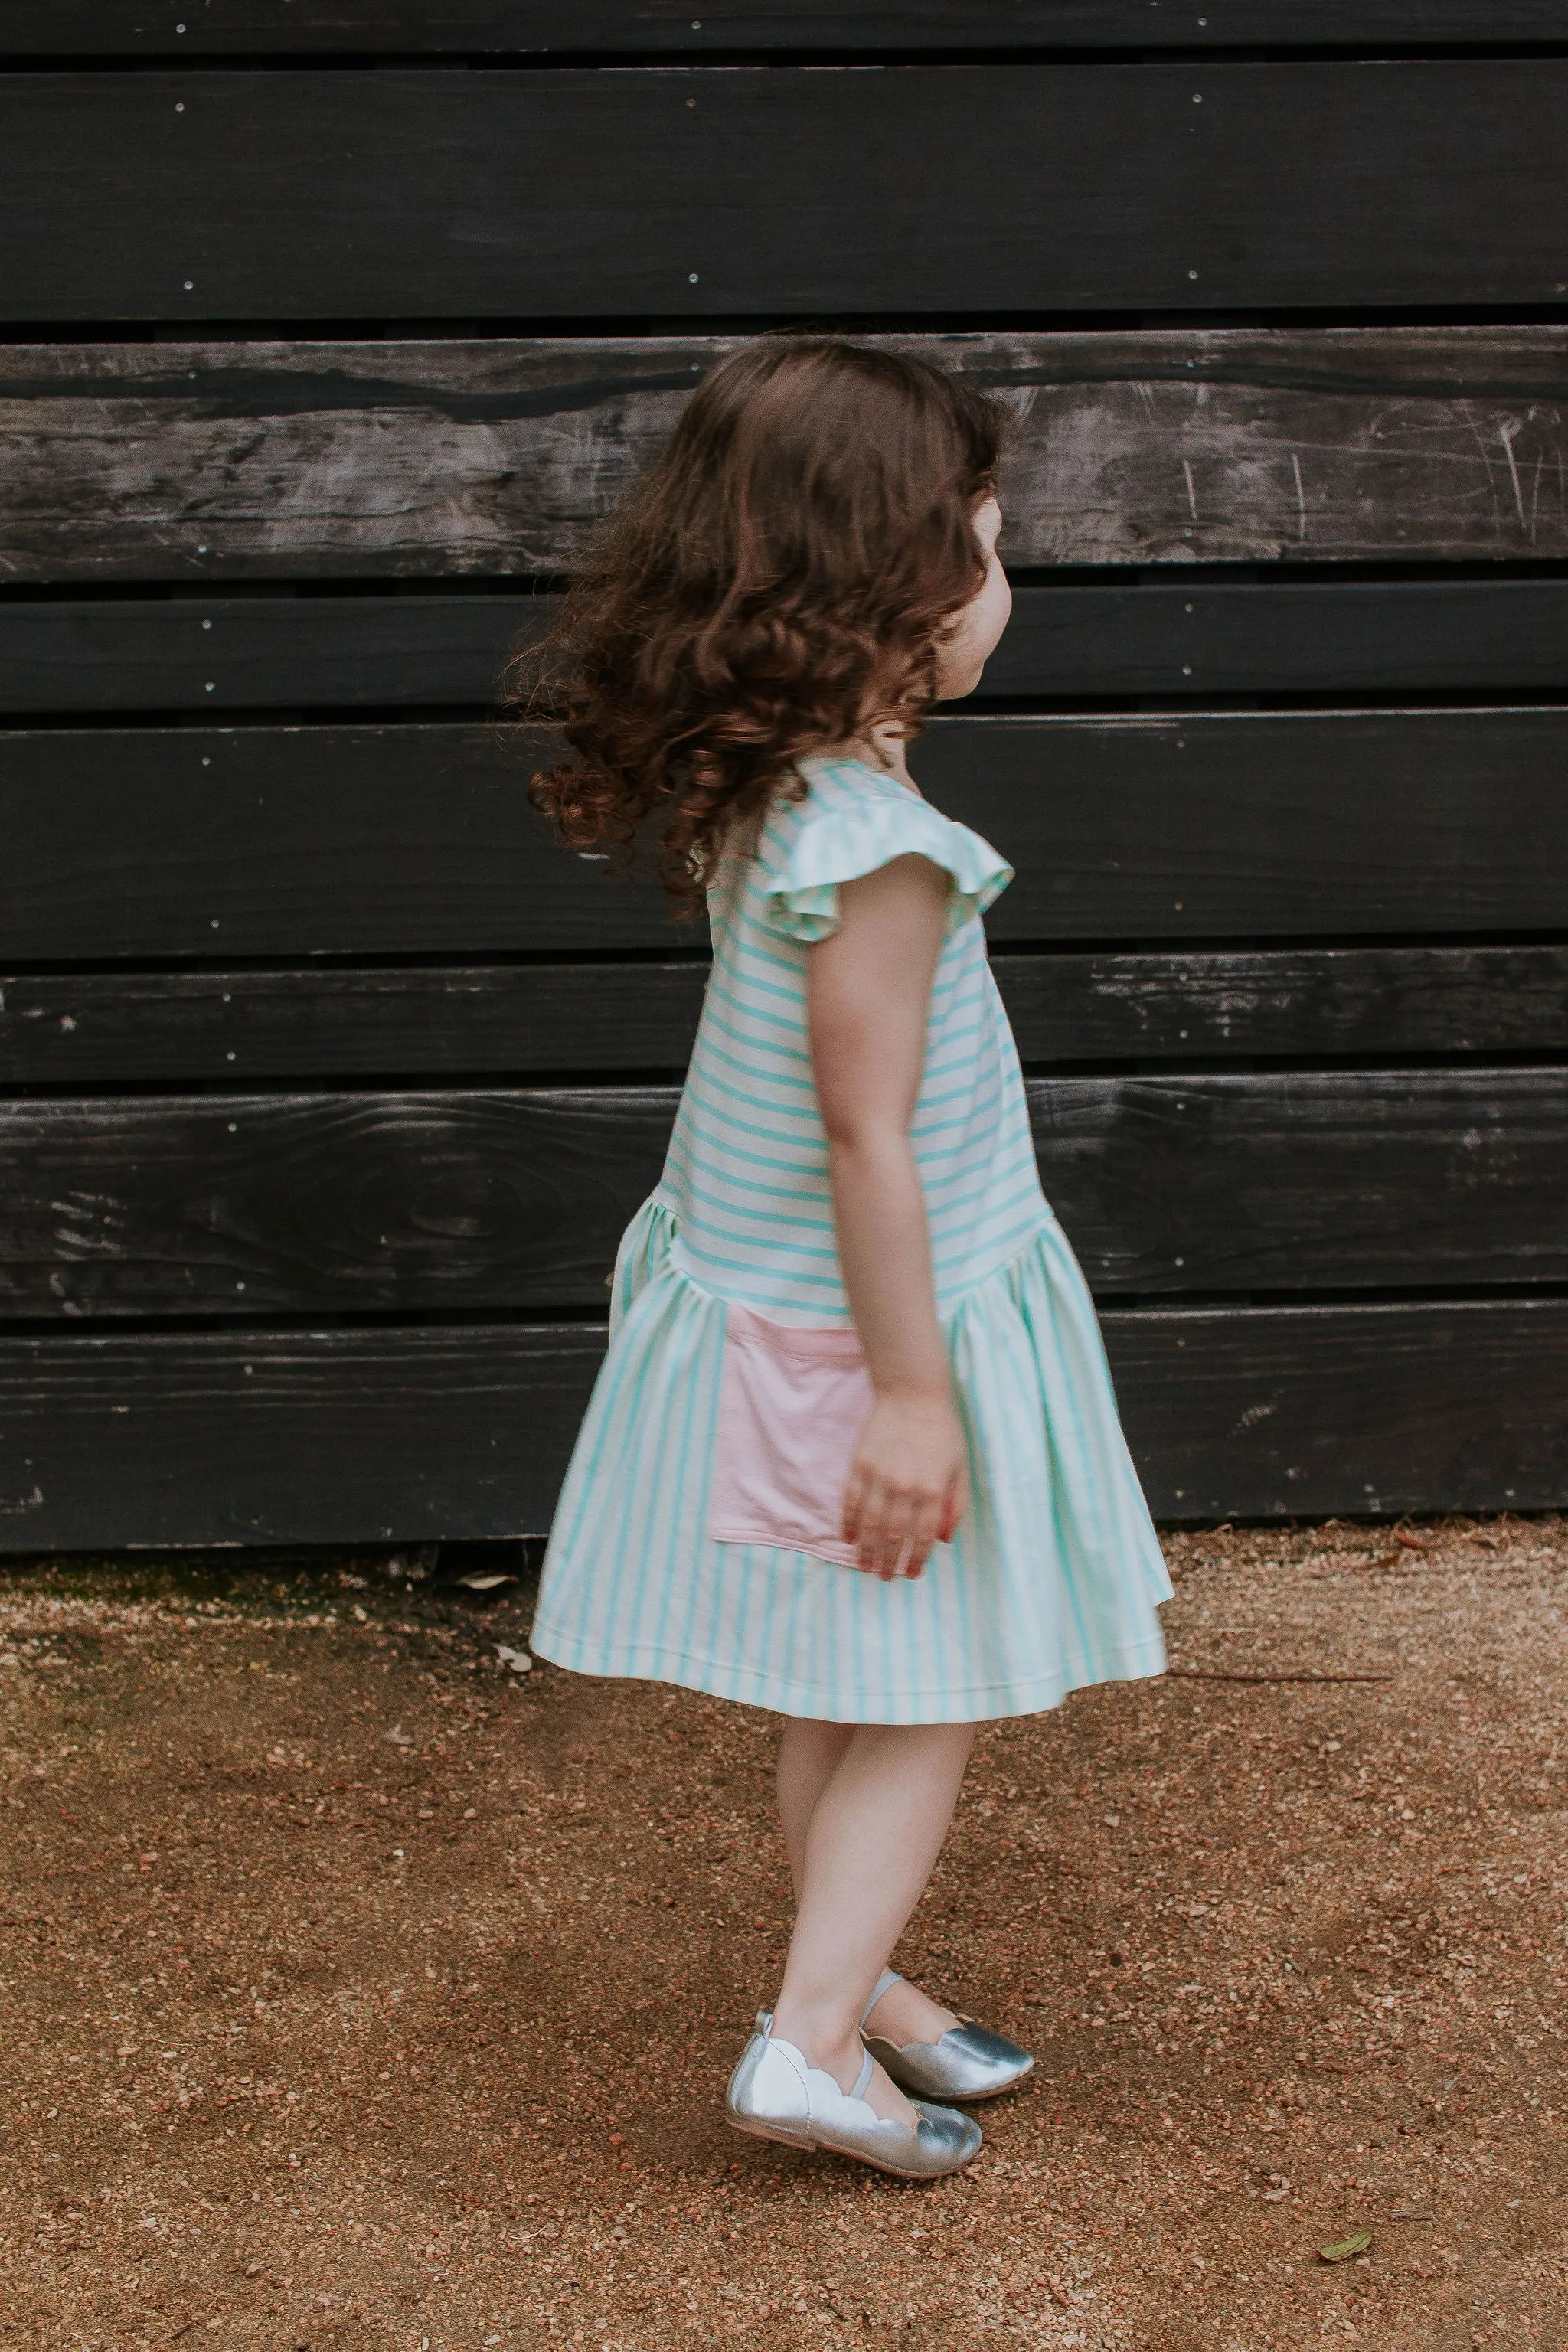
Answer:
[{"left": 529, "top": 754, "right": 1171, "bottom": 1723}]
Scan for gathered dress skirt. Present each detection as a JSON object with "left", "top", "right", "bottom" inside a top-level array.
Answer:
[{"left": 529, "top": 1193, "right": 1173, "bottom": 1726}]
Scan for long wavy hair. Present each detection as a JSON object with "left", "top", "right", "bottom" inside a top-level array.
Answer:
[{"left": 511, "top": 338, "right": 1004, "bottom": 918}]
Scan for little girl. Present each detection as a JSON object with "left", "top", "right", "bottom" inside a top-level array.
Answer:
[{"left": 524, "top": 338, "right": 1171, "bottom": 2181}]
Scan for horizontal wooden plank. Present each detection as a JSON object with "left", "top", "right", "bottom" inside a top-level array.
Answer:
[
  {"left": 2, "top": 67, "right": 1566, "bottom": 322},
  {"left": 8, "top": 5, "right": 1566, "bottom": 57},
  {"left": 0, "top": 722, "right": 675, "bottom": 959},
  {"left": 0, "top": 962, "right": 712, "bottom": 1083},
  {"left": 2, "top": 1299, "right": 1563, "bottom": 1548},
  {"left": 919, "top": 711, "right": 1568, "bottom": 942},
  {"left": 0, "top": 594, "right": 554, "bottom": 714},
  {"left": 1106, "top": 1299, "right": 1568, "bottom": 1521},
  {"left": 7, "top": 328, "right": 1568, "bottom": 579},
  {"left": 4, "top": 1072, "right": 1565, "bottom": 1318},
  {"left": 7, "top": 945, "right": 1567, "bottom": 1084},
  {"left": 13, "top": 577, "right": 1568, "bottom": 712},
  {"left": 6, "top": 712, "right": 1568, "bottom": 961},
  {"left": 1001, "top": 947, "right": 1568, "bottom": 1067},
  {"left": 1027, "top": 1070, "right": 1568, "bottom": 1297},
  {"left": 0, "top": 1089, "right": 668, "bottom": 1319},
  {"left": 993, "top": 580, "right": 1568, "bottom": 700},
  {"left": 0, "top": 1323, "right": 605, "bottom": 1549}
]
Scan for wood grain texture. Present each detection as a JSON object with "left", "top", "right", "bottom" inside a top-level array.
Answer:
[
  {"left": 0, "top": 722, "right": 672, "bottom": 960},
  {"left": 0, "top": 1323, "right": 606, "bottom": 1550},
  {"left": 2, "top": 1300, "right": 1563, "bottom": 1549},
  {"left": 7, "top": 329, "right": 1568, "bottom": 579},
  {"left": 0, "top": 593, "right": 554, "bottom": 714},
  {"left": 1104, "top": 1299, "right": 1568, "bottom": 1520},
  {"left": 992, "top": 580, "right": 1568, "bottom": 699},
  {"left": 922, "top": 712, "right": 1568, "bottom": 942},
  {"left": 8, "top": 5, "right": 1566, "bottom": 56},
  {"left": 0, "top": 1086, "right": 681, "bottom": 1317},
  {"left": 0, "top": 962, "right": 712, "bottom": 1083},
  {"left": 998, "top": 947, "right": 1568, "bottom": 1067},
  {"left": 12, "top": 576, "right": 1568, "bottom": 711},
  {"left": 7, "top": 712, "right": 1568, "bottom": 962},
  {"left": 7, "top": 946, "right": 1566, "bottom": 1084},
  {"left": 4, "top": 1072, "right": 1565, "bottom": 1318},
  {"left": 2, "top": 67, "right": 1566, "bottom": 322},
  {"left": 0, "top": 1089, "right": 673, "bottom": 1319},
  {"left": 1026, "top": 1070, "right": 1568, "bottom": 1297}
]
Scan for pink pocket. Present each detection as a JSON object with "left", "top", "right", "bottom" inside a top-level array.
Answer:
[{"left": 708, "top": 1303, "right": 873, "bottom": 1567}]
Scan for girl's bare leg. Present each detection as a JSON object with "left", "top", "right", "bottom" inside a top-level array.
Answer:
[
  {"left": 777, "top": 1718, "right": 969, "bottom": 2039},
  {"left": 771, "top": 1720, "right": 975, "bottom": 2125},
  {"left": 776, "top": 1718, "right": 854, "bottom": 1900},
  {"left": 776, "top": 1718, "right": 966, "bottom": 2057}
]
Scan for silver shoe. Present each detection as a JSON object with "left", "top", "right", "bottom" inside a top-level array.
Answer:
[
  {"left": 726, "top": 2010, "right": 982, "bottom": 2181},
  {"left": 861, "top": 1968, "right": 1036, "bottom": 2102}
]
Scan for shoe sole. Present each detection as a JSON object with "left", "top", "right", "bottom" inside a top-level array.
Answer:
[
  {"left": 727, "top": 2107, "right": 978, "bottom": 2181},
  {"left": 810, "top": 2129, "right": 980, "bottom": 2182},
  {"left": 725, "top": 2109, "right": 812, "bottom": 2152}
]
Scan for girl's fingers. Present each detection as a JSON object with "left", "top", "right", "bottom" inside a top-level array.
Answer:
[
  {"left": 858, "top": 1491, "right": 893, "bottom": 1579},
  {"left": 854, "top": 1474, "right": 898, "bottom": 1579},
  {"left": 858, "top": 1482, "right": 939, "bottom": 1581},
  {"left": 903, "top": 1492, "right": 944, "bottom": 1580},
  {"left": 841, "top": 1460, "right": 867, "bottom": 1544},
  {"left": 884, "top": 1492, "right": 924, "bottom": 1582},
  {"left": 848, "top": 1435, "right": 965, "bottom": 1575},
  {"left": 850, "top": 1471, "right": 900, "bottom": 1574}
]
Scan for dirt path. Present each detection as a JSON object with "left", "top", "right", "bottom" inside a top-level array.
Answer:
[{"left": 3, "top": 1518, "right": 1566, "bottom": 2351}]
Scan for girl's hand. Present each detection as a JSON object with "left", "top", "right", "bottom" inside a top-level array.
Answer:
[{"left": 842, "top": 1391, "right": 969, "bottom": 1581}]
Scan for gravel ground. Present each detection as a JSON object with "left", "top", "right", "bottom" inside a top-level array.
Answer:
[{"left": 3, "top": 1516, "right": 1566, "bottom": 2352}]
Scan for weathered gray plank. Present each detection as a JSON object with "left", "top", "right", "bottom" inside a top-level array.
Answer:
[
  {"left": 13, "top": 577, "right": 1568, "bottom": 712},
  {"left": 6, "top": 946, "right": 1566, "bottom": 1084},
  {"left": 8, "top": 5, "right": 1567, "bottom": 55},
  {"left": 7, "top": 712, "right": 1568, "bottom": 961},
  {"left": 2, "top": 1299, "right": 1563, "bottom": 1550},
  {"left": 6, "top": 330, "right": 1567, "bottom": 580},
  {"left": 3, "top": 1072, "right": 1565, "bottom": 1319}
]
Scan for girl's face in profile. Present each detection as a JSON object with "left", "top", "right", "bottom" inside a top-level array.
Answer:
[{"left": 934, "top": 495, "right": 1011, "bottom": 701}]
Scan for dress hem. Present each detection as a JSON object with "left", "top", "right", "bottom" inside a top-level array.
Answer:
[{"left": 527, "top": 1618, "right": 1168, "bottom": 1727}]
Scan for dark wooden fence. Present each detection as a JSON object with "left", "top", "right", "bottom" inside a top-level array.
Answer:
[{"left": 2, "top": 5, "right": 1566, "bottom": 1547}]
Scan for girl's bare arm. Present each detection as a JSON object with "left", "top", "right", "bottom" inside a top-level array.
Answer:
[{"left": 806, "top": 854, "right": 969, "bottom": 1579}]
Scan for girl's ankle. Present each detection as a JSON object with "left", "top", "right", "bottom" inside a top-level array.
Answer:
[
  {"left": 770, "top": 2007, "right": 861, "bottom": 2087},
  {"left": 864, "top": 1976, "right": 959, "bottom": 2045}
]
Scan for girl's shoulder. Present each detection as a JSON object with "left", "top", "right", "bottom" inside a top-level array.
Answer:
[
  {"left": 766, "top": 750, "right": 923, "bottom": 832},
  {"left": 751, "top": 753, "right": 1014, "bottom": 946}
]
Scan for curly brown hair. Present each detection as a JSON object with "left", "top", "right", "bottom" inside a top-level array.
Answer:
[{"left": 510, "top": 338, "right": 1004, "bottom": 917}]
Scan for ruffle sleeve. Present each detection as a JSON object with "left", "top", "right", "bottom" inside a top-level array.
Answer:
[{"left": 759, "top": 778, "right": 1014, "bottom": 945}]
